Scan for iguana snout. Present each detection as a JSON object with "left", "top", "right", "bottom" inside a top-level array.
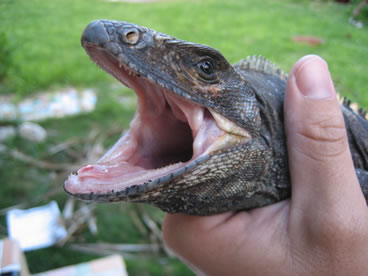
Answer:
[{"left": 81, "top": 20, "right": 109, "bottom": 47}]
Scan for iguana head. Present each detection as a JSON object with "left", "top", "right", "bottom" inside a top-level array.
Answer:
[{"left": 64, "top": 20, "right": 278, "bottom": 215}]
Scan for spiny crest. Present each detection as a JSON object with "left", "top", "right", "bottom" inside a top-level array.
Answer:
[
  {"left": 235, "top": 55, "right": 288, "bottom": 80},
  {"left": 236, "top": 55, "right": 367, "bottom": 121},
  {"left": 337, "top": 93, "right": 368, "bottom": 121}
]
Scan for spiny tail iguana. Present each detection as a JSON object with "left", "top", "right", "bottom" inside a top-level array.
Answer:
[{"left": 64, "top": 20, "right": 368, "bottom": 215}]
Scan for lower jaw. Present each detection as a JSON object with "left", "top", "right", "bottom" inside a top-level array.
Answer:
[{"left": 65, "top": 112, "right": 229, "bottom": 194}]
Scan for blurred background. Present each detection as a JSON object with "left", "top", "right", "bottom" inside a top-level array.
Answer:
[{"left": 0, "top": 0, "right": 367, "bottom": 275}]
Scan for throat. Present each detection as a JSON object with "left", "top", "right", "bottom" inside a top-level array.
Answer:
[{"left": 131, "top": 108, "right": 194, "bottom": 170}]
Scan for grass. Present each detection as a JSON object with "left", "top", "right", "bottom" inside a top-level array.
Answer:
[
  {"left": 1, "top": 0, "right": 368, "bottom": 104},
  {"left": 0, "top": 0, "right": 367, "bottom": 274}
]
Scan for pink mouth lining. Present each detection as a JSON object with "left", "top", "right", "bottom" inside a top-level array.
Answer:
[{"left": 65, "top": 47, "right": 225, "bottom": 195}]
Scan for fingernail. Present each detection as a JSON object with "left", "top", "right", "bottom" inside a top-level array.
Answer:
[{"left": 292, "top": 55, "right": 334, "bottom": 99}]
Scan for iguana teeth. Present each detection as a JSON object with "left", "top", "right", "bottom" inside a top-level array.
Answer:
[{"left": 209, "top": 109, "right": 251, "bottom": 139}]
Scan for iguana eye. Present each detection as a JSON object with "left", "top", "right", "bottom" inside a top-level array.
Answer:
[
  {"left": 196, "top": 58, "right": 217, "bottom": 82},
  {"left": 199, "top": 60, "right": 213, "bottom": 74}
]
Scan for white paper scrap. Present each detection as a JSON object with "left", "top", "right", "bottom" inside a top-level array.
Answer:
[{"left": 6, "top": 201, "right": 67, "bottom": 251}]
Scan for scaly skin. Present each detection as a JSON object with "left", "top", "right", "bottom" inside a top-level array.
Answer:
[{"left": 64, "top": 20, "right": 368, "bottom": 215}]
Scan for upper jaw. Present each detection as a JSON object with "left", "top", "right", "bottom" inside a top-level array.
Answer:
[{"left": 81, "top": 20, "right": 217, "bottom": 109}]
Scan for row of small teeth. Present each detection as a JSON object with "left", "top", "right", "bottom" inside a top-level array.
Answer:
[{"left": 118, "top": 60, "right": 136, "bottom": 76}]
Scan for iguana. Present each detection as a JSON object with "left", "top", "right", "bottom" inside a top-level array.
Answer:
[{"left": 64, "top": 20, "right": 368, "bottom": 215}]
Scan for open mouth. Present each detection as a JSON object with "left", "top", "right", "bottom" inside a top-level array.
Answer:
[{"left": 64, "top": 32, "right": 251, "bottom": 201}]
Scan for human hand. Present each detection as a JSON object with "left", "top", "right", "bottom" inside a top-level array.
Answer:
[{"left": 162, "top": 55, "right": 368, "bottom": 275}]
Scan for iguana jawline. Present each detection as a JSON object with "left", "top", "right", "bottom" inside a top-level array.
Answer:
[{"left": 65, "top": 45, "right": 251, "bottom": 198}]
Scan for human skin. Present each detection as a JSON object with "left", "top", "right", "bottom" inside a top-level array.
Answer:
[{"left": 162, "top": 55, "right": 368, "bottom": 276}]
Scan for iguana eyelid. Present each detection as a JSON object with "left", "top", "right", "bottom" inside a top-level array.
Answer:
[{"left": 195, "top": 57, "right": 219, "bottom": 83}]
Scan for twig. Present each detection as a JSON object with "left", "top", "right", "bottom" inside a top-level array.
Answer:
[
  {"left": 68, "top": 243, "right": 131, "bottom": 258},
  {"left": 135, "top": 206, "right": 176, "bottom": 257},
  {"left": 48, "top": 137, "right": 82, "bottom": 155},
  {"left": 138, "top": 206, "right": 162, "bottom": 243},
  {"left": 68, "top": 242, "right": 161, "bottom": 259},
  {"left": 129, "top": 208, "right": 148, "bottom": 236},
  {"left": 62, "top": 198, "right": 75, "bottom": 221},
  {"left": 0, "top": 203, "right": 27, "bottom": 216},
  {"left": 58, "top": 203, "right": 96, "bottom": 246},
  {"left": 87, "top": 242, "right": 161, "bottom": 252},
  {"left": 353, "top": 0, "right": 368, "bottom": 17},
  {"left": 87, "top": 216, "right": 98, "bottom": 235},
  {"left": 0, "top": 186, "right": 63, "bottom": 216},
  {"left": 9, "top": 149, "right": 78, "bottom": 171}
]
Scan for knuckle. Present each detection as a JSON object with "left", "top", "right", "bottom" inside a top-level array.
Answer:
[
  {"left": 294, "top": 115, "right": 348, "bottom": 161},
  {"left": 305, "top": 117, "right": 345, "bottom": 142}
]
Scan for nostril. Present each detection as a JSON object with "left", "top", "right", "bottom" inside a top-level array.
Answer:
[{"left": 119, "top": 28, "right": 140, "bottom": 45}]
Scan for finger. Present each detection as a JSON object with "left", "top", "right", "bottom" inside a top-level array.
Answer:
[
  {"left": 162, "top": 202, "right": 289, "bottom": 276},
  {"left": 162, "top": 213, "right": 239, "bottom": 275},
  {"left": 162, "top": 212, "right": 236, "bottom": 258},
  {"left": 284, "top": 55, "right": 366, "bottom": 223}
]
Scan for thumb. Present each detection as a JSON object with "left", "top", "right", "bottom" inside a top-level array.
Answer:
[{"left": 284, "top": 55, "right": 365, "bottom": 219}]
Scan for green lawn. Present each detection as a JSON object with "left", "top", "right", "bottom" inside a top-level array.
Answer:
[
  {"left": 1, "top": 0, "right": 368, "bottom": 104},
  {"left": 0, "top": 0, "right": 367, "bottom": 275}
]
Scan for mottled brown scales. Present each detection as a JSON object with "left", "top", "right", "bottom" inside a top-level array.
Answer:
[{"left": 64, "top": 20, "right": 368, "bottom": 215}]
